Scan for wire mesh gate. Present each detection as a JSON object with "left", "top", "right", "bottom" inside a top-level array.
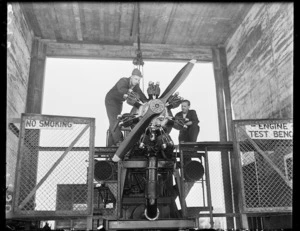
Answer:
[
  {"left": 13, "top": 113, "right": 95, "bottom": 218},
  {"left": 233, "top": 119, "right": 292, "bottom": 213}
]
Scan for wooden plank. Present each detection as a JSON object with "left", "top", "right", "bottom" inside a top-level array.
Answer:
[
  {"left": 45, "top": 41, "right": 212, "bottom": 61},
  {"left": 52, "top": 3, "right": 74, "bottom": 41},
  {"left": 212, "top": 47, "right": 227, "bottom": 141},
  {"left": 19, "top": 3, "right": 43, "bottom": 38},
  {"left": 106, "top": 219, "right": 196, "bottom": 230},
  {"left": 178, "top": 150, "right": 187, "bottom": 216},
  {"left": 204, "top": 148, "right": 214, "bottom": 228},
  {"left": 180, "top": 141, "right": 233, "bottom": 151},
  {"left": 162, "top": 3, "right": 178, "bottom": 44},
  {"left": 212, "top": 47, "right": 235, "bottom": 145},
  {"left": 96, "top": 3, "right": 107, "bottom": 42},
  {"left": 112, "top": 3, "right": 122, "bottom": 43},
  {"left": 13, "top": 115, "right": 27, "bottom": 213},
  {"left": 104, "top": 4, "right": 115, "bottom": 42},
  {"left": 232, "top": 123, "right": 249, "bottom": 229},
  {"left": 130, "top": 3, "right": 138, "bottom": 38},
  {"left": 139, "top": 3, "right": 154, "bottom": 43},
  {"left": 89, "top": 3, "right": 102, "bottom": 42},
  {"left": 78, "top": 3, "right": 87, "bottom": 41},
  {"left": 139, "top": 3, "right": 175, "bottom": 44},
  {"left": 32, "top": 3, "right": 56, "bottom": 39},
  {"left": 173, "top": 3, "right": 202, "bottom": 45},
  {"left": 87, "top": 118, "right": 95, "bottom": 215},
  {"left": 18, "top": 124, "right": 90, "bottom": 210},
  {"left": 72, "top": 3, "right": 83, "bottom": 41},
  {"left": 220, "top": 46, "right": 237, "bottom": 229},
  {"left": 117, "top": 162, "right": 122, "bottom": 218},
  {"left": 119, "top": 3, "right": 135, "bottom": 43},
  {"left": 181, "top": 4, "right": 206, "bottom": 45},
  {"left": 47, "top": 3, "right": 63, "bottom": 41}
]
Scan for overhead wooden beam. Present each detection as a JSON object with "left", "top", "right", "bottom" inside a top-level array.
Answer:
[{"left": 45, "top": 41, "right": 213, "bottom": 61}]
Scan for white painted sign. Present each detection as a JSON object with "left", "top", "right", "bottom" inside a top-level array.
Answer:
[
  {"left": 25, "top": 119, "right": 74, "bottom": 130},
  {"left": 245, "top": 122, "right": 293, "bottom": 139}
]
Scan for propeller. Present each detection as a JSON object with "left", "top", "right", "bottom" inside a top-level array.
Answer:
[
  {"left": 159, "top": 59, "right": 196, "bottom": 101},
  {"left": 112, "top": 59, "right": 196, "bottom": 162}
]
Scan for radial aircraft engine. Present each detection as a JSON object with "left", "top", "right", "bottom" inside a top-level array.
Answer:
[{"left": 99, "top": 60, "right": 204, "bottom": 224}]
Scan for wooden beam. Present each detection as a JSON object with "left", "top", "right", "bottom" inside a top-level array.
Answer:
[
  {"left": 19, "top": 3, "right": 43, "bottom": 38},
  {"left": 212, "top": 47, "right": 234, "bottom": 229},
  {"left": 72, "top": 3, "right": 83, "bottom": 41},
  {"left": 25, "top": 38, "right": 47, "bottom": 114},
  {"left": 213, "top": 47, "right": 249, "bottom": 229},
  {"left": 162, "top": 3, "right": 178, "bottom": 44},
  {"left": 130, "top": 3, "right": 138, "bottom": 37},
  {"left": 45, "top": 41, "right": 213, "bottom": 61}
]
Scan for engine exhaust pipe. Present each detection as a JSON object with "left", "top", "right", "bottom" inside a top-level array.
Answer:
[{"left": 145, "top": 156, "right": 159, "bottom": 220}]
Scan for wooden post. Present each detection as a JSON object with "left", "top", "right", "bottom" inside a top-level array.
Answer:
[
  {"left": 219, "top": 46, "right": 249, "bottom": 229},
  {"left": 25, "top": 37, "right": 46, "bottom": 114},
  {"left": 18, "top": 38, "right": 46, "bottom": 212},
  {"left": 88, "top": 119, "right": 96, "bottom": 216},
  {"left": 212, "top": 47, "right": 234, "bottom": 229},
  {"left": 213, "top": 47, "right": 249, "bottom": 229},
  {"left": 204, "top": 147, "right": 214, "bottom": 228}
]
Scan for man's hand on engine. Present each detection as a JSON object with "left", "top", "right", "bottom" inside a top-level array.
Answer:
[{"left": 126, "top": 90, "right": 143, "bottom": 108}]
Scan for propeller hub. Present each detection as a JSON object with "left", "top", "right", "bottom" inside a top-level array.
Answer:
[{"left": 149, "top": 99, "right": 165, "bottom": 114}]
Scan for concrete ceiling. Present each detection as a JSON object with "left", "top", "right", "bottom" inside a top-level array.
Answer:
[{"left": 20, "top": 2, "right": 253, "bottom": 46}]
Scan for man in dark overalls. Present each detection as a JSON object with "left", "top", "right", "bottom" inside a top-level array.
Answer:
[
  {"left": 174, "top": 99, "right": 200, "bottom": 143},
  {"left": 105, "top": 68, "right": 147, "bottom": 146}
]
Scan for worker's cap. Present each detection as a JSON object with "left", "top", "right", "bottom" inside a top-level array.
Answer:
[{"left": 132, "top": 68, "right": 143, "bottom": 78}]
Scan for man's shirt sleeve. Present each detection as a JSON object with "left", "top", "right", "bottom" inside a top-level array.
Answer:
[
  {"left": 116, "top": 78, "right": 129, "bottom": 95},
  {"left": 190, "top": 110, "right": 199, "bottom": 125},
  {"left": 134, "top": 85, "right": 148, "bottom": 102}
]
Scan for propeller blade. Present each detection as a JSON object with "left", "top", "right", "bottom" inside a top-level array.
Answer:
[{"left": 159, "top": 59, "right": 196, "bottom": 101}]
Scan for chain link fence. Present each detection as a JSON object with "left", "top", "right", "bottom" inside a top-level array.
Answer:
[
  {"left": 234, "top": 119, "right": 292, "bottom": 213},
  {"left": 13, "top": 113, "right": 95, "bottom": 218},
  {"left": 180, "top": 147, "right": 231, "bottom": 230}
]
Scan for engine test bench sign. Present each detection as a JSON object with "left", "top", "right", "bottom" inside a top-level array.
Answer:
[
  {"left": 245, "top": 122, "right": 293, "bottom": 140},
  {"left": 25, "top": 119, "right": 74, "bottom": 130}
]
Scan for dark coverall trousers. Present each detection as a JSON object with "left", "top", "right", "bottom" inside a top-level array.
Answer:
[
  {"left": 105, "top": 99, "right": 123, "bottom": 146},
  {"left": 179, "top": 123, "right": 200, "bottom": 165},
  {"left": 179, "top": 123, "right": 200, "bottom": 143}
]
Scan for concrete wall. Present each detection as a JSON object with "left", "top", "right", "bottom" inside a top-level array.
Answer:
[
  {"left": 225, "top": 3, "right": 293, "bottom": 120},
  {"left": 7, "top": 3, "right": 34, "bottom": 196}
]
